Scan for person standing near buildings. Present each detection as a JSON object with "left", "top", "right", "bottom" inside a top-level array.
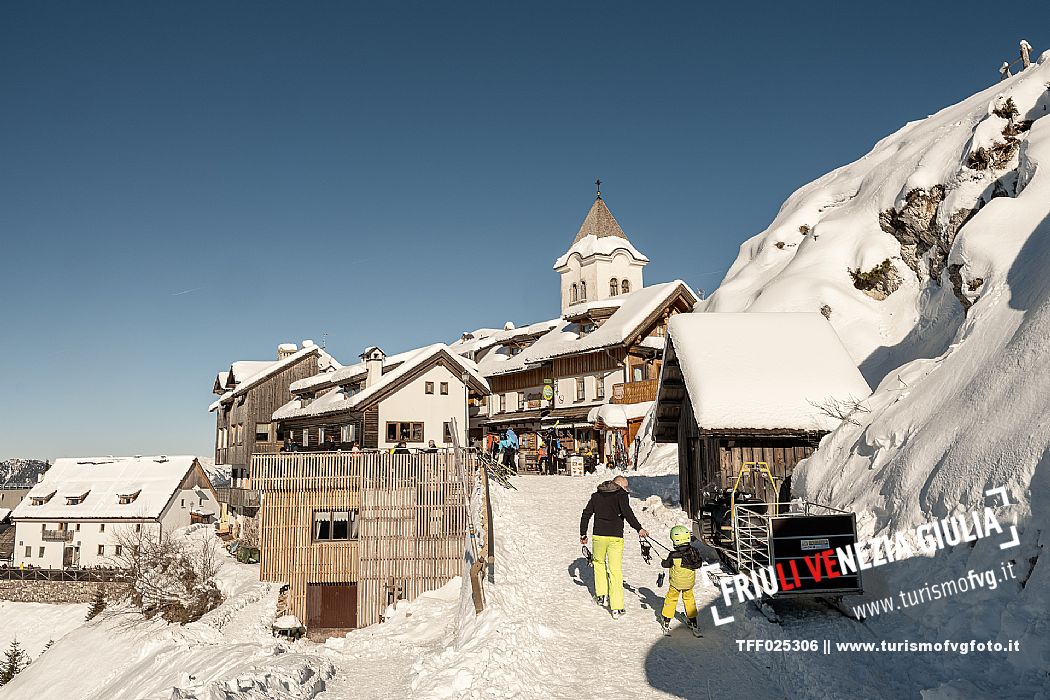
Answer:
[
  {"left": 579, "top": 475, "right": 649, "bottom": 618},
  {"left": 503, "top": 427, "right": 519, "bottom": 470}
]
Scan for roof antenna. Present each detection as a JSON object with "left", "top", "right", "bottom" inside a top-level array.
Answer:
[
  {"left": 595, "top": 178, "right": 602, "bottom": 199},
  {"left": 320, "top": 332, "right": 327, "bottom": 350}
]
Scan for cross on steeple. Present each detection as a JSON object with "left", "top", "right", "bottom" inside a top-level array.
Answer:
[{"left": 595, "top": 178, "right": 602, "bottom": 199}]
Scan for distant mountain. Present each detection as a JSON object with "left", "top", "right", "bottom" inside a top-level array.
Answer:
[{"left": 0, "top": 459, "right": 49, "bottom": 487}]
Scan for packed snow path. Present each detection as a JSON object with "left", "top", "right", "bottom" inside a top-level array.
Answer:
[{"left": 389, "top": 473, "right": 785, "bottom": 700}]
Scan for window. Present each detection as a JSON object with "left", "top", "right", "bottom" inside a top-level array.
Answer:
[
  {"left": 302, "top": 428, "right": 309, "bottom": 446},
  {"left": 576, "top": 377, "right": 585, "bottom": 401},
  {"left": 318, "top": 427, "right": 325, "bottom": 443},
  {"left": 65, "top": 491, "right": 88, "bottom": 506},
  {"left": 610, "top": 279, "right": 619, "bottom": 296},
  {"left": 75, "top": 523, "right": 81, "bottom": 532},
  {"left": 313, "top": 509, "right": 360, "bottom": 541},
  {"left": 596, "top": 377, "right": 605, "bottom": 400},
  {"left": 580, "top": 281, "right": 587, "bottom": 301},
  {"left": 114, "top": 545, "right": 122, "bottom": 556},
  {"left": 621, "top": 279, "right": 630, "bottom": 294},
  {"left": 518, "top": 392, "right": 525, "bottom": 410},
  {"left": 425, "top": 381, "right": 435, "bottom": 395},
  {"left": 135, "top": 523, "right": 142, "bottom": 533},
  {"left": 443, "top": 422, "right": 454, "bottom": 444},
  {"left": 30, "top": 491, "right": 56, "bottom": 506},
  {"left": 340, "top": 424, "right": 355, "bottom": 442},
  {"left": 181, "top": 499, "right": 186, "bottom": 508},
  {"left": 99, "top": 524, "right": 105, "bottom": 533},
  {"left": 255, "top": 422, "right": 271, "bottom": 442},
  {"left": 386, "top": 422, "right": 424, "bottom": 443},
  {"left": 571, "top": 284, "right": 578, "bottom": 303},
  {"left": 118, "top": 491, "right": 140, "bottom": 505},
  {"left": 38, "top": 547, "right": 45, "bottom": 558},
  {"left": 499, "top": 394, "right": 507, "bottom": 412},
  {"left": 440, "top": 382, "right": 449, "bottom": 395},
  {"left": 25, "top": 546, "right": 31, "bottom": 558},
  {"left": 97, "top": 545, "right": 104, "bottom": 556}
]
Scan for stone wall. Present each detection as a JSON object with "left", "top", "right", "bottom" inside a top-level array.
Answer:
[{"left": 0, "top": 579, "right": 129, "bottom": 604}]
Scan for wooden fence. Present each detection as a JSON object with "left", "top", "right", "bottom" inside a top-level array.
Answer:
[{"left": 0, "top": 567, "right": 130, "bottom": 582}]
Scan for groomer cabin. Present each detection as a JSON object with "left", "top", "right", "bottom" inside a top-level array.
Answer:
[{"left": 653, "top": 313, "right": 872, "bottom": 520}]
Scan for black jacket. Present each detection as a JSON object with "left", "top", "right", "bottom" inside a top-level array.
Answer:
[
  {"left": 580, "top": 481, "right": 643, "bottom": 538},
  {"left": 661, "top": 543, "right": 704, "bottom": 570}
]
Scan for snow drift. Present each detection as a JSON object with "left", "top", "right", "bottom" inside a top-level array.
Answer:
[{"left": 702, "top": 52, "right": 1050, "bottom": 695}]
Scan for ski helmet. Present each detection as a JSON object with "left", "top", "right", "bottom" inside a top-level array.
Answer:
[{"left": 670, "top": 525, "right": 691, "bottom": 545}]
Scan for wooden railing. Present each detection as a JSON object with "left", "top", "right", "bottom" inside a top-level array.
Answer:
[
  {"left": 215, "top": 487, "right": 262, "bottom": 509},
  {"left": 611, "top": 378, "right": 659, "bottom": 404},
  {"left": 42, "top": 529, "right": 74, "bottom": 542}
]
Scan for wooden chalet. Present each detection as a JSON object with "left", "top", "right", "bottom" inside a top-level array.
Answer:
[
  {"left": 653, "top": 312, "right": 872, "bottom": 519},
  {"left": 209, "top": 341, "right": 340, "bottom": 531},
  {"left": 450, "top": 191, "right": 698, "bottom": 471},
  {"left": 273, "top": 344, "right": 490, "bottom": 451},
  {"left": 252, "top": 450, "right": 476, "bottom": 629}
]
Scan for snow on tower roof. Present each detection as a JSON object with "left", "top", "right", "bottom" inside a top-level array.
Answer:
[
  {"left": 666, "top": 313, "right": 872, "bottom": 432},
  {"left": 555, "top": 196, "right": 649, "bottom": 268},
  {"left": 11, "top": 456, "right": 207, "bottom": 521}
]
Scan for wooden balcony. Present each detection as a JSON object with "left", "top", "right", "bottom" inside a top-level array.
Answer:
[
  {"left": 42, "top": 529, "right": 74, "bottom": 542},
  {"left": 611, "top": 379, "right": 659, "bottom": 405}
]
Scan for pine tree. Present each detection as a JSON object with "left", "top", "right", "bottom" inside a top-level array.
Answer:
[
  {"left": 86, "top": 584, "right": 106, "bottom": 621},
  {"left": 0, "top": 639, "right": 29, "bottom": 686}
]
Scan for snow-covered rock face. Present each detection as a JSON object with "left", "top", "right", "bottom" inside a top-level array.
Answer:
[
  {"left": 705, "top": 54, "right": 1050, "bottom": 694},
  {"left": 705, "top": 52, "right": 1050, "bottom": 382}
]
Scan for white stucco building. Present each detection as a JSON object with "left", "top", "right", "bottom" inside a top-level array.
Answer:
[{"left": 10, "top": 455, "right": 218, "bottom": 569}]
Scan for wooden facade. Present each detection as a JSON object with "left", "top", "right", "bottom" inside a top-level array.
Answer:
[
  {"left": 252, "top": 451, "right": 474, "bottom": 629},
  {"left": 214, "top": 352, "right": 327, "bottom": 480}
]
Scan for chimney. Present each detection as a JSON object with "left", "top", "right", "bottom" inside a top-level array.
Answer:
[
  {"left": 277, "top": 343, "right": 298, "bottom": 360},
  {"left": 360, "top": 346, "right": 386, "bottom": 388}
]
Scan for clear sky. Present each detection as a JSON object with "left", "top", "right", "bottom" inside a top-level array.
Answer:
[{"left": 1, "top": 2, "right": 1045, "bottom": 460}]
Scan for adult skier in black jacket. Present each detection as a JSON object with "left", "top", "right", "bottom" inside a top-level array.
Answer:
[{"left": 580, "top": 475, "right": 649, "bottom": 617}]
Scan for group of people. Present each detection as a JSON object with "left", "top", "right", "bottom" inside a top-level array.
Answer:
[
  {"left": 580, "top": 475, "right": 703, "bottom": 635},
  {"left": 487, "top": 427, "right": 609, "bottom": 475}
]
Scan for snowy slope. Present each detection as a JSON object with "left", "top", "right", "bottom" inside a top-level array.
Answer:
[{"left": 700, "top": 53, "right": 1050, "bottom": 695}]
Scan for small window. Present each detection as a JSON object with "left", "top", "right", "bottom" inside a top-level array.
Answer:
[
  {"left": 97, "top": 545, "right": 104, "bottom": 556},
  {"left": 135, "top": 523, "right": 142, "bottom": 533},
  {"left": 596, "top": 378, "right": 605, "bottom": 400},
  {"left": 181, "top": 499, "right": 186, "bottom": 508},
  {"left": 386, "top": 422, "right": 425, "bottom": 443},
  {"left": 499, "top": 394, "right": 506, "bottom": 412},
  {"left": 313, "top": 509, "right": 360, "bottom": 541},
  {"left": 75, "top": 523, "right": 81, "bottom": 532},
  {"left": 443, "top": 422, "right": 454, "bottom": 444},
  {"left": 610, "top": 279, "right": 619, "bottom": 296},
  {"left": 255, "top": 422, "right": 271, "bottom": 442},
  {"left": 621, "top": 279, "right": 630, "bottom": 294},
  {"left": 38, "top": 547, "right": 45, "bottom": 558},
  {"left": 425, "top": 381, "right": 435, "bottom": 395},
  {"left": 114, "top": 545, "right": 122, "bottom": 556},
  {"left": 340, "top": 424, "right": 355, "bottom": 442},
  {"left": 440, "top": 382, "right": 449, "bottom": 395},
  {"left": 302, "top": 428, "right": 309, "bottom": 446},
  {"left": 25, "top": 546, "right": 31, "bottom": 558},
  {"left": 30, "top": 491, "right": 56, "bottom": 506},
  {"left": 571, "top": 283, "right": 578, "bottom": 303},
  {"left": 580, "top": 281, "right": 587, "bottom": 301},
  {"left": 118, "top": 490, "right": 141, "bottom": 505},
  {"left": 576, "top": 377, "right": 585, "bottom": 401},
  {"left": 100, "top": 523, "right": 105, "bottom": 533},
  {"left": 65, "top": 491, "right": 89, "bottom": 506},
  {"left": 518, "top": 392, "right": 525, "bottom": 410}
]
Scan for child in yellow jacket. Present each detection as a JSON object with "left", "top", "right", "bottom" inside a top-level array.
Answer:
[{"left": 659, "top": 525, "right": 703, "bottom": 636}]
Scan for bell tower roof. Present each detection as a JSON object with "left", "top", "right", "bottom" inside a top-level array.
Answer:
[{"left": 573, "top": 194, "right": 629, "bottom": 244}]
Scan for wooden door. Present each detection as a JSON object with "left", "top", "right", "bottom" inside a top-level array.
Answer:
[{"left": 307, "top": 583, "right": 358, "bottom": 628}]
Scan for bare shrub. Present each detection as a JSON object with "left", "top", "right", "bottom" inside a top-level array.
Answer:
[
  {"left": 107, "top": 526, "right": 224, "bottom": 624},
  {"left": 237, "top": 516, "right": 260, "bottom": 549},
  {"left": 809, "top": 396, "right": 870, "bottom": 426}
]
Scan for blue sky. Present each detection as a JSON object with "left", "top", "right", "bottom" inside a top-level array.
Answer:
[{"left": 1, "top": 2, "right": 1045, "bottom": 459}]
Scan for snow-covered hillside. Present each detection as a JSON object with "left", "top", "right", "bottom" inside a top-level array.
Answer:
[{"left": 703, "top": 52, "right": 1050, "bottom": 694}]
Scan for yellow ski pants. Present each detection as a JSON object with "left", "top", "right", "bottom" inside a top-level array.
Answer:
[
  {"left": 661, "top": 585, "right": 698, "bottom": 620},
  {"left": 591, "top": 535, "right": 625, "bottom": 610}
]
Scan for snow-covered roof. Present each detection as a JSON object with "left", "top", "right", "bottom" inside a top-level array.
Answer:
[
  {"left": 554, "top": 234, "right": 648, "bottom": 269},
  {"left": 11, "top": 456, "right": 206, "bottom": 521},
  {"left": 587, "top": 401, "right": 654, "bottom": 428},
  {"left": 274, "top": 344, "right": 489, "bottom": 421},
  {"left": 229, "top": 361, "right": 275, "bottom": 385},
  {"left": 666, "top": 313, "right": 872, "bottom": 432},
  {"left": 291, "top": 344, "right": 440, "bottom": 394},
  {"left": 450, "top": 320, "right": 562, "bottom": 358},
  {"left": 563, "top": 297, "right": 626, "bottom": 317},
  {"left": 210, "top": 344, "right": 341, "bottom": 412},
  {"left": 485, "top": 281, "right": 696, "bottom": 376}
]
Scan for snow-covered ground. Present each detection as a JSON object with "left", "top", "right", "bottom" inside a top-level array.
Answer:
[{"left": 0, "top": 601, "right": 89, "bottom": 658}]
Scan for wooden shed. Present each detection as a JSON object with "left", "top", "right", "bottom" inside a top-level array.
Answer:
[{"left": 653, "top": 313, "right": 871, "bottom": 519}]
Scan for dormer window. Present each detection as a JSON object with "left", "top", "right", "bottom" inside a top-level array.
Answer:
[
  {"left": 30, "top": 491, "right": 56, "bottom": 506},
  {"left": 65, "top": 491, "right": 89, "bottom": 506},
  {"left": 117, "top": 490, "right": 141, "bottom": 505},
  {"left": 610, "top": 279, "right": 619, "bottom": 296},
  {"left": 621, "top": 279, "right": 630, "bottom": 294}
]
